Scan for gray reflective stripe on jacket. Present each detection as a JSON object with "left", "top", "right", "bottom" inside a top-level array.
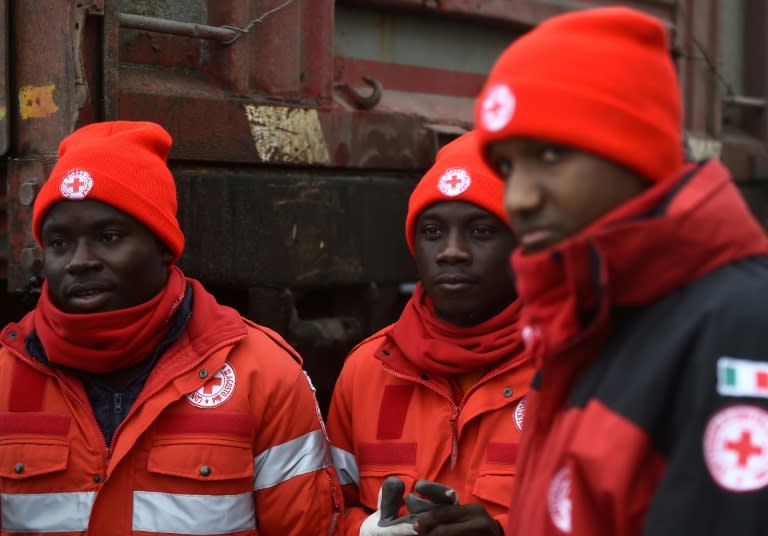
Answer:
[
  {"left": 331, "top": 446, "right": 359, "bottom": 486},
  {"left": 2, "top": 429, "right": 330, "bottom": 533},
  {"left": 1, "top": 491, "right": 96, "bottom": 532},
  {"left": 253, "top": 429, "right": 330, "bottom": 491},
  {"left": 132, "top": 491, "right": 255, "bottom": 534}
]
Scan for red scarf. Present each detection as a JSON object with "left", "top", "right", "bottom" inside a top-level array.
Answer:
[
  {"left": 390, "top": 283, "right": 525, "bottom": 375},
  {"left": 34, "top": 265, "right": 187, "bottom": 374}
]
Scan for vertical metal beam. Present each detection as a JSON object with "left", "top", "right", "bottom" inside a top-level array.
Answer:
[
  {"left": 676, "top": 0, "right": 722, "bottom": 140},
  {"left": 102, "top": 0, "right": 121, "bottom": 120},
  {"left": 301, "top": 0, "right": 334, "bottom": 104},
  {"left": 246, "top": 0, "right": 333, "bottom": 103},
  {"left": 0, "top": 0, "right": 8, "bottom": 156},
  {"left": 7, "top": 0, "right": 100, "bottom": 290},
  {"left": 742, "top": 0, "right": 767, "bottom": 143},
  {"left": 248, "top": 0, "right": 302, "bottom": 98},
  {"left": 209, "top": 0, "right": 251, "bottom": 96}
]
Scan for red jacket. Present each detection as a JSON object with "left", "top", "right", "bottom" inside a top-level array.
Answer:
[
  {"left": 507, "top": 160, "right": 768, "bottom": 535},
  {"left": 327, "top": 320, "right": 533, "bottom": 535},
  {"left": 0, "top": 280, "right": 341, "bottom": 536}
]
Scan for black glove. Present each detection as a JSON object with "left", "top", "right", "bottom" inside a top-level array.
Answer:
[
  {"left": 405, "top": 480, "right": 459, "bottom": 514},
  {"left": 359, "top": 476, "right": 417, "bottom": 536}
]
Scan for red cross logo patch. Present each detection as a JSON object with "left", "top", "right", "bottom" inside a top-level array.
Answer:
[
  {"left": 704, "top": 405, "right": 768, "bottom": 491},
  {"left": 514, "top": 397, "right": 526, "bottom": 431},
  {"left": 481, "top": 84, "right": 516, "bottom": 133},
  {"left": 186, "top": 363, "right": 237, "bottom": 408},
  {"left": 59, "top": 169, "right": 94, "bottom": 200},
  {"left": 438, "top": 168, "right": 471, "bottom": 197},
  {"left": 548, "top": 466, "right": 572, "bottom": 533}
]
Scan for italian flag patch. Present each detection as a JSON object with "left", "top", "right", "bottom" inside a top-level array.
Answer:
[{"left": 718, "top": 357, "right": 768, "bottom": 398}]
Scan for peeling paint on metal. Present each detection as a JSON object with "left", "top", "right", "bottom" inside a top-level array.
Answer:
[
  {"left": 687, "top": 133, "right": 723, "bottom": 160},
  {"left": 244, "top": 104, "right": 331, "bottom": 165},
  {"left": 19, "top": 85, "right": 59, "bottom": 119}
]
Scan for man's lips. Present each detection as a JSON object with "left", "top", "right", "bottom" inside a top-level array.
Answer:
[
  {"left": 518, "top": 227, "right": 560, "bottom": 252},
  {"left": 65, "top": 283, "right": 112, "bottom": 299},
  {"left": 433, "top": 274, "right": 476, "bottom": 290}
]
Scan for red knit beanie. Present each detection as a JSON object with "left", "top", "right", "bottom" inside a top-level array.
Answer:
[
  {"left": 33, "top": 121, "right": 185, "bottom": 260},
  {"left": 405, "top": 130, "right": 509, "bottom": 254},
  {"left": 475, "top": 6, "right": 683, "bottom": 183}
]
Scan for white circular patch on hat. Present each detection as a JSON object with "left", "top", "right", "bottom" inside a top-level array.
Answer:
[
  {"left": 186, "top": 363, "right": 236, "bottom": 408},
  {"left": 481, "top": 84, "right": 516, "bottom": 133},
  {"left": 704, "top": 405, "right": 768, "bottom": 492},
  {"left": 438, "top": 168, "right": 471, "bottom": 197},
  {"left": 59, "top": 169, "right": 93, "bottom": 200},
  {"left": 514, "top": 397, "right": 526, "bottom": 431},
  {"left": 548, "top": 466, "right": 572, "bottom": 533}
]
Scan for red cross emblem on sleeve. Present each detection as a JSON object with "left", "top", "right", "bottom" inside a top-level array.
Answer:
[{"left": 704, "top": 405, "right": 768, "bottom": 491}]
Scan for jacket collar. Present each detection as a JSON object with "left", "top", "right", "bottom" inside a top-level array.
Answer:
[{"left": 513, "top": 160, "right": 768, "bottom": 366}]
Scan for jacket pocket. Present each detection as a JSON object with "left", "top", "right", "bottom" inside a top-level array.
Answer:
[
  {"left": 472, "top": 470, "right": 516, "bottom": 508},
  {"left": 0, "top": 439, "right": 69, "bottom": 479},
  {"left": 147, "top": 437, "right": 254, "bottom": 481}
]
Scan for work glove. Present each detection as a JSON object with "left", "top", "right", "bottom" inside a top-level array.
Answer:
[
  {"left": 359, "top": 476, "right": 418, "bottom": 536},
  {"left": 408, "top": 480, "right": 503, "bottom": 536},
  {"left": 405, "top": 480, "right": 459, "bottom": 514}
]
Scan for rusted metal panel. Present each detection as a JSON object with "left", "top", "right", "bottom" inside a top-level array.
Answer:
[
  {"left": 337, "top": 0, "right": 676, "bottom": 26},
  {"left": 116, "top": 90, "right": 436, "bottom": 168},
  {"left": 12, "top": 0, "right": 103, "bottom": 155},
  {"left": 6, "top": 159, "right": 48, "bottom": 292},
  {"left": 173, "top": 166, "right": 418, "bottom": 287},
  {"left": 0, "top": 1, "right": 7, "bottom": 279},
  {"left": 0, "top": 0, "right": 8, "bottom": 156},
  {"left": 6, "top": 0, "right": 105, "bottom": 290},
  {"left": 0, "top": 0, "right": 741, "bottom": 297}
]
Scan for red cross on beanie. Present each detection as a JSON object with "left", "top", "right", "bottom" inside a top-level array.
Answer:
[
  {"left": 32, "top": 121, "right": 185, "bottom": 260},
  {"left": 405, "top": 130, "right": 509, "bottom": 254},
  {"left": 474, "top": 6, "right": 684, "bottom": 183}
]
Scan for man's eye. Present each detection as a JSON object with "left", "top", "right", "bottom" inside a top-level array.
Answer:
[
  {"left": 47, "top": 238, "right": 67, "bottom": 249},
  {"left": 494, "top": 159, "right": 513, "bottom": 178},
  {"left": 540, "top": 145, "right": 566, "bottom": 163},
  {"left": 472, "top": 226, "right": 494, "bottom": 238},
  {"left": 422, "top": 226, "right": 442, "bottom": 239},
  {"left": 101, "top": 232, "right": 121, "bottom": 243}
]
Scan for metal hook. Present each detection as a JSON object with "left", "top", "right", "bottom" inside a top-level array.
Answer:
[{"left": 337, "top": 76, "right": 383, "bottom": 110}]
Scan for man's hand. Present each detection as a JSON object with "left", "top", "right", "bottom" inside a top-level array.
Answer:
[
  {"left": 407, "top": 480, "right": 503, "bottom": 536},
  {"left": 359, "top": 476, "right": 418, "bottom": 536}
]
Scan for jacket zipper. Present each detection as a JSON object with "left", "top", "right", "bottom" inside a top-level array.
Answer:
[
  {"left": 108, "top": 335, "right": 245, "bottom": 450},
  {"left": 113, "top": 392, "right": 124, "bottom": 435},
  {"left": 379, "top": 362, "right": 462, "bottom": 469}
]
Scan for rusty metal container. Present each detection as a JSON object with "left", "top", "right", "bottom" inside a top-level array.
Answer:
[{"left": 0, "top": 0, "right": 764, "bottom": 410}]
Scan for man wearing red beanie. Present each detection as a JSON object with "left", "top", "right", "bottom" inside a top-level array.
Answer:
[
  {"left": 327, "top": 131, "right": 533, "bottom": 536},
  {"left": 0, "top": 121, "right": 341, "bottom": 535},
  {"left": 474, "top": 6, "right": 768, "bottom": 536}
]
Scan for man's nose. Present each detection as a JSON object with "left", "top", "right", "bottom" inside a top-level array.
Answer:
[
  {"left": 65, "top": 240, "right": 102, "bottom": 273},
  {"left": 436, "top": 229, "right": 471, "bottom": 264},
  {"left": 504, "top": 168, "right": 542, "bottom": 220}
]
